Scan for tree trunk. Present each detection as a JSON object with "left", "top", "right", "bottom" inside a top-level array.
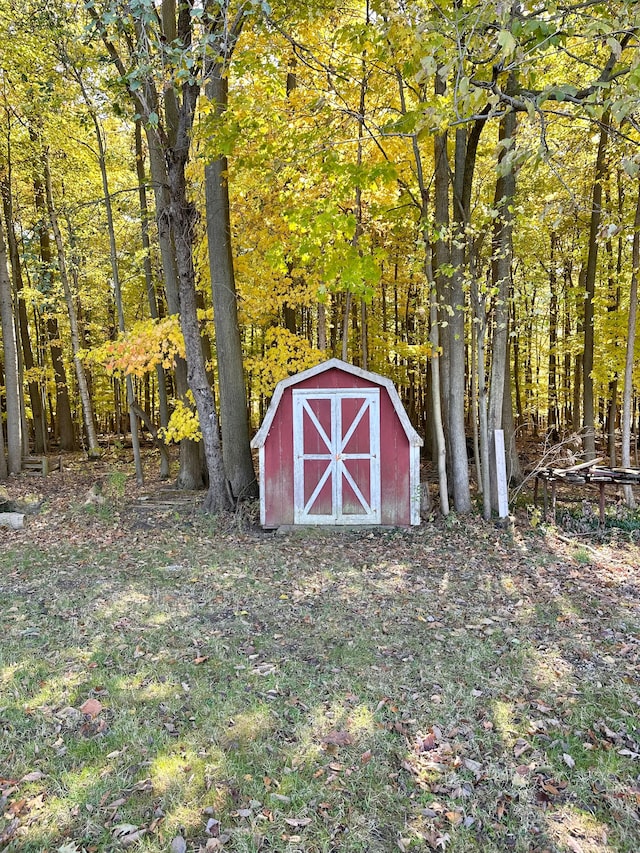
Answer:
[
  {"left": 488, "top": 107, "right": 517, "bottom": 511},
  {"left": 563, "top": 265, "right": 573, "bottom": 428},
  {"left": 448, "top": 127, "right": 472, "bottom": 513},
  {"left": 1, "top": 177, "right": 47, "bottom": 454},
  {"left": 502, "top": 345, "right": 522, "bottom": 484},
  {"left": 361, "top": 299, "right": 368, "bottom": 371},
  {"left": 147, "top": 117, "right": 205, "bottom": 490},
  {"left": 548, "top": 233, "right": 559, "bottom": 431},
  {"left": 471, "top": 273, "right": 491, "bottom": 519},
  {"left": 317, "top": 303, "right": 327, "bottom": 350},
  {"left": 135, "top": 120, "right": 170, "bottom": 450},
  {"left": 64, "top": 59, "right": 143, "bottom": 478},
  {"left": 511, "top": 294, "right": 524, "bottom": 426},
  {"left": 204, "top": 71, "right": 256, "bottom": 500},
  {"left": 0, "top": 209, "right": 22, "bottom": 473},
  {"left": 427, "top": 243, "right": 449, "bottom": 516},
  {"left": 89, "top": 0, "right": 245, "bottom": 506},
  {"left": 167, "top": 133, "right": 231, "bottom": 513},
  {"left": 621, "top": 180, "right": 640, "bottom": 506},
  {"left": 31, "top": 153, "right": 75, "bottom": 450},
  {"left": 397, "top": 61, "right": 450, "bottom": 514},
  {"left": 341, "top": 290, "right": 352, "bottom": 361},
  {"left": 0, "top": 395, "right": 7, "bottom": 479},
  {"left": 583, "top": 114, "right": 609, "bottom": 460},
  {"left": 43, "top": 154, "right": 101, "bottom": 460}
]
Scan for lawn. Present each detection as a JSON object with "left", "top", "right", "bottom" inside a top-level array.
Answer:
[{"left": 1, "top": 460, "right": 639, "bottom": 852}]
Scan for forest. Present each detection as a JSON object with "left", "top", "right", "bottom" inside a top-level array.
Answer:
[{"left": 0, "top": 0, "right": 639, "bottom": 517}]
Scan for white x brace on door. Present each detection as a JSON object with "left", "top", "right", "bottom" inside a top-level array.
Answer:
[{"left": 292, "top": 388, "right": 381, "bottom": 524}]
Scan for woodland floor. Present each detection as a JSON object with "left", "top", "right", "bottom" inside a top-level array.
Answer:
[{"left": 1, "top": 449, "right": 639, "bottom": 853}]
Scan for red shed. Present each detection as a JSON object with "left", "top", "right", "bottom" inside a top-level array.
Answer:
[{"left": 251, "top": 358, "right": 423, "bottom": 528}]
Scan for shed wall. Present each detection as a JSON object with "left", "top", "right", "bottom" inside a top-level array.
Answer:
[{"left": 262, "top": 367, "right": 413, "bottom": 527}]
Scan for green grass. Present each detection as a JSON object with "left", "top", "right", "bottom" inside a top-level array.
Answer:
[{"left": 1, "top": 502, "right": 640, "bottom": 853}]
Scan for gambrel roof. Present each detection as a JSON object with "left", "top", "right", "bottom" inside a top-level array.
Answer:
[{"left": 251, "top": 358, "right": 423, "bottom": 449}]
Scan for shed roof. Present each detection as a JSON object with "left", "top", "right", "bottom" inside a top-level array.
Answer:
[{"left": 251, "top": 358, "right": 423, "bottom": 449}]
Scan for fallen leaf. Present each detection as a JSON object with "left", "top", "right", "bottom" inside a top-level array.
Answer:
[
  {"left": 361, "top": 750, "right": 373, "bottom": 764},
  {"left": 512, "top": 771, "right": 528, "bottom": 788},
  {"left": 513, "top": 738, "right": 531, "bottom": 758},
  {"left": 170, "top": 836, "right": 187, "bottom": 853},
  {"left": 617, "top": 746, "right": 640, "bottom": 759},
  {"left": 7, "top": 798, "right": 27, "bottom": 817},
  {"left": 112, "top": 824, "right": 146, "bottom": 847},
  {"left": 271, "top": 793, "right": 291, "bottom": 803},
  {"left": 205, "top": 818, "right": 220, "bottom": 835},
  {"left": 79, "top": 698, "right": 102, "bottom": 719},
  {"left": 322, "top": 730, "right": 352, "bottom": 747},
  {"left": 563, "top": 753, "right": 575, "bottom": 768},
  {"left": 416, "top": 732, "right": 437, "bottom": 752},
  {"left": 496, "top": 795, "right": 511, "bottom": 820},
  {"left": 284, "top": 817, "right": 312, "bottom": 827},
  {"left": 21, "top": 771, "right": 45, "bottom": 783},
  {"left": 539, "top": 778, "right": 568, "bottom": 796},
  {"left": 113, "top": 824, "right": 138, "bottom": 837}
]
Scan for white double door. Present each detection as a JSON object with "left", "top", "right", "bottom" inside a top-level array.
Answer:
[{"left": 293, "top": 388, "right": 381, "bottom": 524}]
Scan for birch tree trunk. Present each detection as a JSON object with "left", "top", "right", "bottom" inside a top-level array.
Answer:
[
  {"left": 43, "top": 154, "right": 101, "bottom": 460},
  {"left": 471, "top": 276, "right": 491, "bottom": 519},
  {"left": 448, "top": 127, "right": 472, "bottom": 513},
  {"left": 0, "top": 209, "right": 22, "bottom": 473},
  {"left": 488, "top": 107, "right": 517, "bottom": 511},
  {"left": 428, "top": 251, "right": 449, "bottom": 516},
  {"left": 1, "top": 176, "right": 47, "bottom": 454}
]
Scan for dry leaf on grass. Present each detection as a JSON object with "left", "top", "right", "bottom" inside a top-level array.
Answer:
[
  {"left": 284, "top": 817, "right": 312, "bottom": 827},
  {"left": 322, "top": 730, "right": 353, "bottom": 747},
  {"left": 79, "top": 698, "right": 102, "bottom": 719},
  {"left": 170, "top": 836, "right": 187, "bottom": 853},
  {"left": 20, "top": 771, "right": 45, "bottom": 783}
]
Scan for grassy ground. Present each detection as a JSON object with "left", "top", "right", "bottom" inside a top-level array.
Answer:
[{"left": 1, "top": 458, "right": 639, "bottom": 852}]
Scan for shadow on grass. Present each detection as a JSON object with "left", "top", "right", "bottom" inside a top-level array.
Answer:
[{"left": 1, "top": 517, "right": 639, "bottom": 852}]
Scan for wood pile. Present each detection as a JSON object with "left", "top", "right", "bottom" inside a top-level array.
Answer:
[{"left": 534, "top": 458, "right": 640, "bottom": 523}]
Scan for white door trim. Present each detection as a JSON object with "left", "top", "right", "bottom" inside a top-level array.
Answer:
[{"left": 293, "top": 388, "right": 380, "bottom": 524}]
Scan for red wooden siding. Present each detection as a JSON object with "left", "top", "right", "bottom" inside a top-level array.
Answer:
[{"left": 253, "top": 360, "right": 421, "bottom": 528}]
